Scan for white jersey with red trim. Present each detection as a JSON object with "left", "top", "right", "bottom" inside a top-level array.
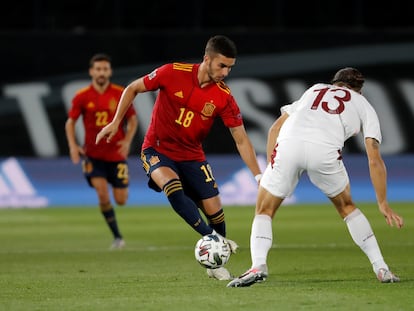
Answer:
[{"left": 278, "top": 83, "right": 382, "bottom": 149}]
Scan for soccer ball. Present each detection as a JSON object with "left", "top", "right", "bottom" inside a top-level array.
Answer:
[{"left": 194, "top": 234, "right": 231, "bottom": 269}]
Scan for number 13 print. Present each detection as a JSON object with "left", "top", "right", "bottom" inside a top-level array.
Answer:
[{"left": 311, "top": 87, "right": 351, "bottom": 114}]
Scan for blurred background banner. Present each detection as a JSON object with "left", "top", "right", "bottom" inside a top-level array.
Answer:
[
  {"left": 1, "top": 155, "right": 413, "bottom": 207},
  {"left": 1, "top": 1, "right": 413, "bottom": 206},
  {"left": 1, "top": 48, "right": 414, "bottom": 158},
  {"left": 1, "top": 1, "right": 414, "bottom": 157}
]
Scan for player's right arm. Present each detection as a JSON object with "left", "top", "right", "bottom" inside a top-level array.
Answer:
[
  {"left": 96, "top": 77, "right": 147, "bottom": 144},
  {"left": 365, "top": 137, "right": 403, "bottom": 228},
  {"left": 267, "top": 112, "right": 289, "bottom": 163},
  {"left": 229, "top": 125, "right": 262, "bottom": 179},
  {"left": 65, "top": 117, "right": 84, "bottom": 164}
]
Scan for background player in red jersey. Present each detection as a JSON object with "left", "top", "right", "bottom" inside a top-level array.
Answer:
[
  {"left": 96, "top": 35, "right": 262, "bottom": 280},
  {"left": 65, "top": 53, "right": 138, "bottom": 250}
]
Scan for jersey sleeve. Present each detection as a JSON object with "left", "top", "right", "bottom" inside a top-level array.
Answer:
[
  {"left": 143, "top": 64, "right": 172, "bottom": 91},
  {"left": 68, "top": 92, "right": 83, "bottom": 120},
  {"left": 220, "top": 94, "right": 243, "bottom": 128},
  {"left": 360, "top": 99, "right": 382, "bottom": 143},
  {"left": 281, "top": 103, "right": 294, "bottom": 115}
]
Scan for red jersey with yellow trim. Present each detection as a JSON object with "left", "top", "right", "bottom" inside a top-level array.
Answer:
[
  {"left": 142, "top": 63, "right": 243, "bottom": 162},
  {"left": 69, "top": 83, "right": 136, "bottom": 161}
]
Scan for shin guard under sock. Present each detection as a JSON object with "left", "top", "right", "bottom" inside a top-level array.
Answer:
[
  {"left": 206, "top": 209, "right": 226, "bottom": 237},
  {"left": 164, "top": 179, "right": 212, "bottom": 236}
]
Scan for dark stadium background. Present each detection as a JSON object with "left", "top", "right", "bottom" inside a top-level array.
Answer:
[
  {"left": 1, "top": 0, "right": 414, "bottom": 156},
  {"left": 1, "top": 0, "right": 414, "bottom": 207},
  {"left": 2, "top": 0, "right": 413, "bottom": 83}
]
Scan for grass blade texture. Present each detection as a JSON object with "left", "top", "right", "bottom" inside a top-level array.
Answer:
[{"left": 0, "top": 203, "right": 412, "bottom": 311}]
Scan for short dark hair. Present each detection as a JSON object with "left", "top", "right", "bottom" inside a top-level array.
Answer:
[
  {"left": 205, "top": 35, "right": 237, "bottom": 58},
  {"left": 331, "top": 67, "right": 365, "bottom": 92},
  {"left": 89, "top": 53, "right": 112, "bottom": 68}
]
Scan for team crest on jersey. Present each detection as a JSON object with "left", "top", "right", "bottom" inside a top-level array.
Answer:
[
  {"left": 149, "top": 155, "right": 160, "bottom": 166},
  {"left": 174, "top": 91, "right": 184, "bottom": 98},
  {"left": 148, "top": 69, "right": 157, "bottom": 80},
  {"left": 87, "top": 101, "right": 95, "bottom": 109},
  {"left": 201, "top": 102, "right": 215, "bottom": 118}
]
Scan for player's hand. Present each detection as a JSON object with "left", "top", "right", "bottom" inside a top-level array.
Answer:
[
  {"left": 379, "top": 202, "right": 404, "bottom": 228},
  {"left": 96, "top": 123, "right": 117, "bottom": 144},
  {"left": 117, "top": 140, "right": 131, "bottom": 158},
  {"left": 69, "top": 145, "right": 85, "bottom": 164}
]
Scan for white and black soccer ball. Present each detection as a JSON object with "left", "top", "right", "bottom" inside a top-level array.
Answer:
[{"left": 194, "top": 234, "right": 231, "bottom": 269}]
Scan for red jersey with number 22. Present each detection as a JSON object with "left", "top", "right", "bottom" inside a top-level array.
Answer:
[
  {"left": 69, "top": 83, "right": 136, "bottom": 161},
  {"left": 142, "top": 63, "right": 243, "bottom": 162}
]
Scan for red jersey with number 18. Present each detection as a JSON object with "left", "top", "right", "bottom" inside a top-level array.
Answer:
[
  {"left": 142, "top": 63, "right": 243, "bottom": 162},
  {"left": 69, "top": 83, "right": 136, "bottom": 161}
]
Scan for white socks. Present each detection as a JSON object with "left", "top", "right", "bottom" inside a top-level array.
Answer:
[
  {"left": 250, "top": 214, "right": 273, "bottom": 269},
  {"left": 344, "top": 208, "right": 389, "bottom": 274},
  {"left": 249, "top": 209, "right": 389, "bottom": 276}
]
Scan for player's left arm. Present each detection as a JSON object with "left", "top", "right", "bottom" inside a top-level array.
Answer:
[
  {"left": 229, "top": 125, "right": 262, "bottom": 180},
  {"left": 365, "top": 137, "right": 404, "bottom": 228},
  {"left": 65, "top": 117, "right": 85, "bottom": 164}
]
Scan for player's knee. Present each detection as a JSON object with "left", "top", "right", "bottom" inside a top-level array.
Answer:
[
  {"left": 114, "top": 195, "right": 128, "bottom": 205},
  {"left": 113, "top": 189, "right": 128, "bottom": 205}
]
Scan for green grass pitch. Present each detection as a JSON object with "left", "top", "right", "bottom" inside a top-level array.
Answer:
[{"left": 0, "top": 202, "right": 412, "bottom": 311}]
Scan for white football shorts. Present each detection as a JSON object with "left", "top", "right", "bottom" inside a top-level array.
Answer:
[{"left": 260, "top": 139, "right": 349, "bottom": 199}]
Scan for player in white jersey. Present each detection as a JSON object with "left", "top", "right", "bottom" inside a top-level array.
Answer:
[{"left": 227, "top": 67, "right": 404, "bottom": 287}]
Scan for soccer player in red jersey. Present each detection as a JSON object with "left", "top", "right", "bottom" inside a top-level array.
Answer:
[
  {"left": 96, "top": 35, "right": 262, "bottom": 280},
  {"left": 65, "top": 53, "right": 138, "bottom": 250}
]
